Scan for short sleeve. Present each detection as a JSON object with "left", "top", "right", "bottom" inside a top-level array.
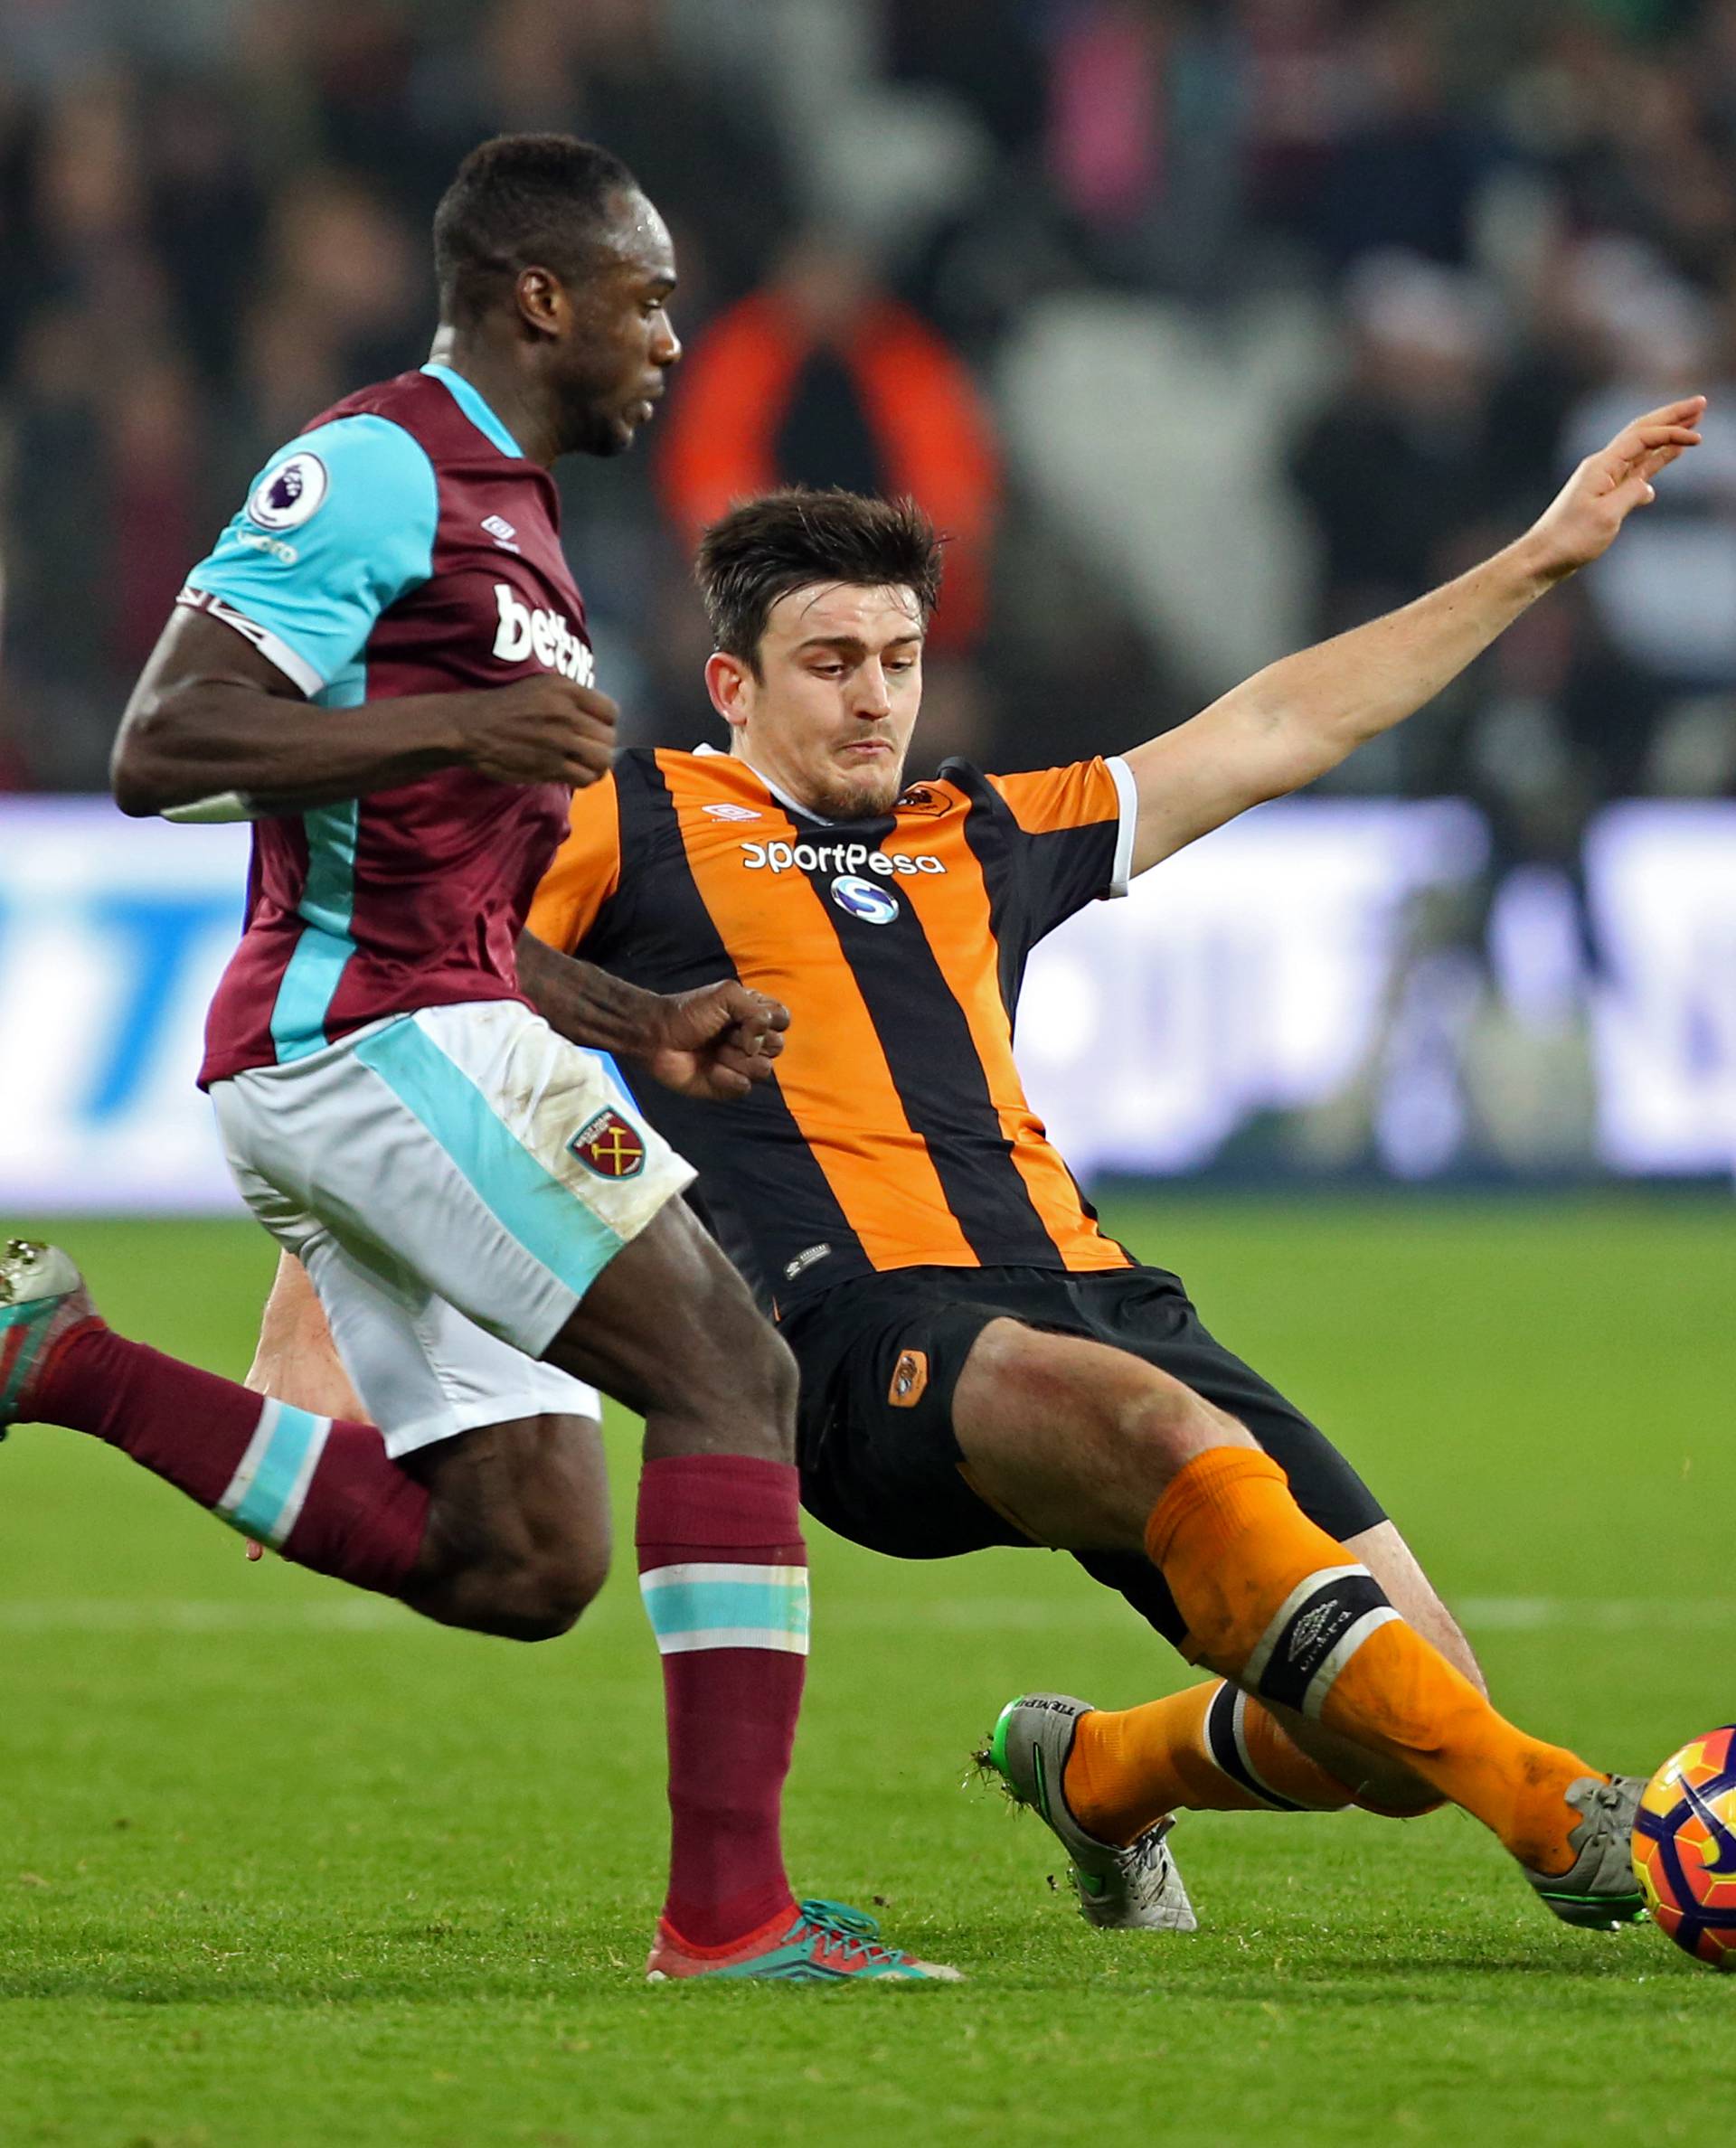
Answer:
[
  {"left": 179, "top": 415, "right": 439, "bottom": 695},
  {"left": 526, "top": 777, "right": 624, "bottom": 954},
  {"left": 976, "top": 756, "right": 1138, "bottom": 941}
]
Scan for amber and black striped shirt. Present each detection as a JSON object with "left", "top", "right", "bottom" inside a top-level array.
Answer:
[{"left": 527, "top": 746, "right": 1139, "bottom": 1313}]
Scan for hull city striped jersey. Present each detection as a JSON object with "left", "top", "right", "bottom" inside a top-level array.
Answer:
[
  {"left": 527, "top": 745, "right": 1141, "bottom": 1312},
  {"left": 182, "top": 364, "right": 592, "bottom": 1089}
]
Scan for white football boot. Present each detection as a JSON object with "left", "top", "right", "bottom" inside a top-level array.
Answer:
[
  {"left": 1522, "top": 1773, "right": 1648, "bottom": 1929},
  {"left": 983, "top": 1692, "right": 1197, "bottom": 1932}
]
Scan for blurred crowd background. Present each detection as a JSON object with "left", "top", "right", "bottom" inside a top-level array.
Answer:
[
  {"left": 3, "top": 0, "right": 1733, "bottom": 818},
  {"left": 1, "top": 0, "right": 1732, "bottom": 1187}
]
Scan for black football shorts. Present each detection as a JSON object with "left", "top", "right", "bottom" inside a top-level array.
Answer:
[{"left": 778, "top": 1262, "right": 1386, "bottom": 1651}]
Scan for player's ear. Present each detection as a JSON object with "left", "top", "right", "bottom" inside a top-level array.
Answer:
[
  {"left": 704, "top": 650, "right": 751, "bottom": 732},
  {"left": 515, "top": 266, "right": 563, "bottom": 340}
]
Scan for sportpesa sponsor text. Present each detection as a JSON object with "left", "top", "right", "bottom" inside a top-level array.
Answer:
[{"left": 740, "top": 840, "right": 946, "bottom": 877}]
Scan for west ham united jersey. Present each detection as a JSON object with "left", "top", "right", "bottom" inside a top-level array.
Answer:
[
  {"left": 182, "top": 364, "right": 593, "bottom": 1088},
  {"left": 527, "top": 746, "right": 1141, "bottom": 1313}
]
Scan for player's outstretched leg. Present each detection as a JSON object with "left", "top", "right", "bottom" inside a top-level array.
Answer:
[
  {"left": 955, "top": 1319, "right": 1646, "bottom": 1929},
  {"left": 1146, "top": 1447, "right": 1645, "bottom": 1925},
  {"left": 1032, "top": 1527, "right": 1484, "bottom": 1849},
  {"left": 542, "top": 1202, "right": 960, "bottom": 1983},
  {"left": 2, "top": 1239, "right": 429, "bottom": 1596}
]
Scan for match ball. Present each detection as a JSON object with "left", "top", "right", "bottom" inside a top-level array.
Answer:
[{"left": 1632, "top": 1727, "right": 1736, "bottom": 1970}]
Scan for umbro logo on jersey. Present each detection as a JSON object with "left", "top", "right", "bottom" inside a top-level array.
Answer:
[
  {"left": 703, "top": 802, "right": 762, "bottom": 822},
  {"left": 1287, "top": 1599, "right": 1343, "bottom": 1663},
  {"left": 492, "top": 583, "right": 595, "bottom": 685},
  {"left": 482, "top": 514, "right": 520, "bottom": 552},
  {"left": 247, "top": 452, "right": 328, "bottom": 531},
  {"left": 234, "top": 528, "right": 299, "bottom": 564}
]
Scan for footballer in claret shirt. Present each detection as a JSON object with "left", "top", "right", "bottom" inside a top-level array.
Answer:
[{"left": 5, "top": 138, "right": 961, "bottom": 1987}]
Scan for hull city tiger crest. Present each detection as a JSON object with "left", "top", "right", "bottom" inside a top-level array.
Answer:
[
  {"left": 889, "top": 1350, "right": 929, "bottom": 1408},
  {"left": 569, "top": 1107, "right": 646, "bottom": 1179}
]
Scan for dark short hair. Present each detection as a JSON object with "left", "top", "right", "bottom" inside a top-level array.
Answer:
[
  {"left": 695, "top": 489, "right": 945, "bottom": 669},
  {"left": 433, "top": 134, "right": 640, "bottom": 323}
]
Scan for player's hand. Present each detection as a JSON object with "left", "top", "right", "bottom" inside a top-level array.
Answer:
[
  {"left": 1523, "top": 396, "right": 1706, "bottom": 582},
  {"left": 644, "top": 982, "right": 790, "bottom": 1101},
  {"left": 457, "top": 676, "right": 619, "bottom": 787},
  {"left": 244, "top": 1256, "right": 370, "bottom": 1422}
]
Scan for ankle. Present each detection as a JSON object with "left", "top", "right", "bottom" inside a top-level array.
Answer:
[
  {"left": 657, "top": 1895, "right": 798, "bottom": 1959},
  {"left": 1062, "top": 1710, "right": 1156, "bottom": 1846}
]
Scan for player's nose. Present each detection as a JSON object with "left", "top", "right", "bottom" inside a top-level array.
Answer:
[{"left": 853, "top": 665, "right": 892, "bottom": 719}]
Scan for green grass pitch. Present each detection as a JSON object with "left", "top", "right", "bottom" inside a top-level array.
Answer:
[{"left": 3, "top": 1195, "right": 1734, "bottom": 2146}]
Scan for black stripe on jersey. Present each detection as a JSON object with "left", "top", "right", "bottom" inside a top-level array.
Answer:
[
  {"left": 591, "top": 756, "right": 863, "bottom": 1314},
  {"left": 948, "top": 765, "right": 1025, "bottom": 1020},
  {"left": 810, "top": 812, "right": 1060, "bottom": 1268},
  {"left": 944, "top": 760, "right": 1119, "bottom": 1005},
  {"left": 950, "top": 768, "right": 1128, "bottom": 1257}
]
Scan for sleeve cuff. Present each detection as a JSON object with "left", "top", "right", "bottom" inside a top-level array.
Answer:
[
  {"left": 176, "top": 585, "right": 326, "bottom": 699},
  {"left": 1104, "top": 755, "right": 1138, "bottom": 899}
]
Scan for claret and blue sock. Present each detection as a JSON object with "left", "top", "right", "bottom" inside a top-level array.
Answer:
[{"left": 20, "top": 1315, "right": 429, "bottom": 1597}]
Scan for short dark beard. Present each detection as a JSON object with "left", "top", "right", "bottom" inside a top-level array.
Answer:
[
  {"left": 561, "top": 397, "right": 632, "bottom": 458},
  {"left": 795, "top": 764, "right": 905, "bottom": 824}
]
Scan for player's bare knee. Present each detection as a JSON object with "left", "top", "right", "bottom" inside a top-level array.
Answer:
[
  {"left": 484, "top": 1531, "right": 610, "bottom": 1643},
  {"left": 712, "top": 1320, "right": 798, "bottom": 1463},
  {"left": 1113, "top": 1375, "right": 1249, "bottom": 1473},
  {"left": 654, "top": 1308, "right": 797, "bottom": 1465},
  {"left": 517, "top": 1542, "right": 609, "bottom": 1642},
  {"left": 745, "top": 1322, "right": 799, "bottom": 1442}
]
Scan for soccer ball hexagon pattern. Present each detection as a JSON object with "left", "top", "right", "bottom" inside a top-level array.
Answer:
[{"left": 1632, "top": 1726, "right": 1736, "bottom": 1970}]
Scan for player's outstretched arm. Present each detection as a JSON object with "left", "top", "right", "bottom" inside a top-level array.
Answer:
[
  {"left": 1118, "top": 396, "right": 1706, "bottom": 875},
  {"left": 110, "top": 609, "right": 619, "bottom": 820},
  {"left": 516, "top": 932, "right": 788, "bottom": 1102}
]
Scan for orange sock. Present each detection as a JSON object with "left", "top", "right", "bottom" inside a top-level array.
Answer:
[
  {"left": 1063, "top": 1679, "right": 1354, "bottom": 1844},
  {"left": 1146, "top": 1448, "right": 1593, "bottom": 1874}
]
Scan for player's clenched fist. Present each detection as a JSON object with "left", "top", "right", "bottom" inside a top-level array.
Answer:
[
  {"left": 457, "top": 675, "right": 620, "bottom": 787},
  {"left": 1523, "top": 395, "right": 1706, "bottom": 582},
  {"left": 646, "top": 981, "right": 792, "bottom": 1101}
]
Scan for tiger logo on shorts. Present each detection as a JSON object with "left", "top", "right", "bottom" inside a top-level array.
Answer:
[
  {"left": 889, "top": 1350, "right": 929, "bottom": 1408},
  {"left": 569, "top": 1108, "right": 646, "bottom": 1179}
]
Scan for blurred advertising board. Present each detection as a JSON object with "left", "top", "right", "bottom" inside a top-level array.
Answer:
[
  {"left": 0, "top": 800, "right": 248, "bottom": 1212},
  {"left": 0, "top": 796, "right": 1731, "bottom": 1213}
]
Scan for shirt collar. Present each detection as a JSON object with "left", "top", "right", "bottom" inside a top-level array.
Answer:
[
  {"left": 420, "top": 362, "right": 526, "bottom": 459},
  {"left": 693, "top": 740, "right": 822, "bottom": 820}
]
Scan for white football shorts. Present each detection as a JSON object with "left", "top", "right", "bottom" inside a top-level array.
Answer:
[{"left": 211, "top": 999, "right": 696, "bottom": 1457}]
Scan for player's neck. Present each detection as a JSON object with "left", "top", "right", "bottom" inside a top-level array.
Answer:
[
  {"left": 725, "top": 740, "right": 819, "bottom": 818},
  {"left": 723, "top": 740, "right": 884, "bottom": 826},
  {"left": 425, "top": 329, "right": 560, "bottom": 467}
]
